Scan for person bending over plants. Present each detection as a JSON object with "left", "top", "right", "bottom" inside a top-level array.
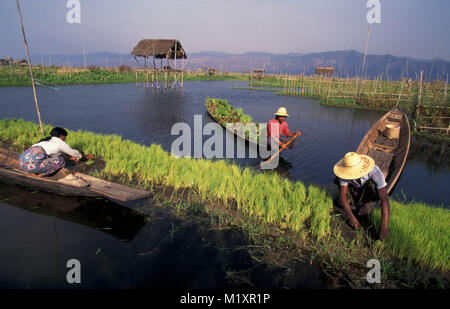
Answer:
[
  {"left": 18, "top": 127, "right": 94, "bottom": 177},
  {"left": 333, "top": 152, "right": 390, "bottom": 240}
]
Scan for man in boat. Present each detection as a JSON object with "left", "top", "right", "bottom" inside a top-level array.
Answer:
[
  {"left": 333, "top": 152, "right": 390, "bottom": 240},
  {"left": 266, "top": 107, "right": 301, "bottom": 150},
  {"left": 18, "top": 127, "right": 94, "bottom": 177}
]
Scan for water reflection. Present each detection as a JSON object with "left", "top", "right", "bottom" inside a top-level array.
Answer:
[
  {"left": 0, "top": 183, "right": 323, "bottom": 289},
  {"left": 408, "top": 136, "right": 449, "bottom": 174},
  {"left": 0, "top": 183, "right": 147, "bottom": 241}
]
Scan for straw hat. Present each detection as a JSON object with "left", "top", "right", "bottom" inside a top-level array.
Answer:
[
  {"left": 274, "top": 107, "right": 289, "bottom": 117},
  {"left": 333, "top": 152, "right": 375, "bottom": 180}
]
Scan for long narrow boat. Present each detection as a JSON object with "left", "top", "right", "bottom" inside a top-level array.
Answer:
[
  {"left": 356, "top": 108, "right": 411, "bottom": 194},
  {"left": 205, "top": 100, "right": 261, "bottom": 146},
  {"left": 0, "top": 147, "right": 151, "bottom": 201}
]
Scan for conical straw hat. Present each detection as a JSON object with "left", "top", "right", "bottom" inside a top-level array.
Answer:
[
  {"left": 274, "top": 107, "right": 289, "bottom": 117},
  {"left": 333, "top": 152, "right": 375, "bottom": 180}
]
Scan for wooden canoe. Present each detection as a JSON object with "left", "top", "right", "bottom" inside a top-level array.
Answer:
[
  {"left": 206, "top": 103, "right": 260, "bottom": 147},
  {"left": 0, "top": 147, "right": 151, "bottom": 202},
  {"left": 356, "top": 108, "right": 411, "bottom": 194}
]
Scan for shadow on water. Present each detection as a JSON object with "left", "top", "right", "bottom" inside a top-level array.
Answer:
[
  {"left": 0, "top": 182, "right": 324, "bottom": 289},
  {"left": 0, "top": 183, "right": 147, "bottom": 242}
]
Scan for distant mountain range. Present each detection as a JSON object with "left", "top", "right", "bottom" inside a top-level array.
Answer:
[{"left": 21, "top": 50, "right": 450, "bottom": 81}]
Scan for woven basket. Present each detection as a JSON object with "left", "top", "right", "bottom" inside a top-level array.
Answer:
[{"left": 384, "top": 124, "right": 400, "bottom": 139}]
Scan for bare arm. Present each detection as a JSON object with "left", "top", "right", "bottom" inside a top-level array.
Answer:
[
  {"left": 377, "top": 187, "right": 390, "bottom": 240},
  {"left": 339, "top": 185, "right": 360, "bottom": 228}
]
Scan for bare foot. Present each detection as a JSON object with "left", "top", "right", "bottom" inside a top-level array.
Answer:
[
  {"left": 358, "top": 202, "right": 376, "bottom": 216},
  {"left": 380, "top": 228, "right": 390, "bottom": 241},
  {"left": 29, "top": 173, "right": 43, "bottom": 178}
]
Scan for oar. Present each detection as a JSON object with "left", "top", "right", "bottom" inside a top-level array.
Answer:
[{"left": 254, "top": 132, "right": 300, "bottom": 169}]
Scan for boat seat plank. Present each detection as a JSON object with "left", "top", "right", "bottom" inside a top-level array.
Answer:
[
  {"left": 367, "top": 148, "right": 394, "bottom": 178},
  {"left": 374, "top": 135, "right": 399, "bottom": 150}
]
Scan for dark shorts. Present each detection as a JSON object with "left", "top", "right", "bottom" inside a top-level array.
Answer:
[{"left": 334, "top": 177, "right": 379, "bottom": 209}]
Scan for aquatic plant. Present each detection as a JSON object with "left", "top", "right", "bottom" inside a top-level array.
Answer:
[{"left": 205, "top": 97, "right": 264, "bottom": 143}]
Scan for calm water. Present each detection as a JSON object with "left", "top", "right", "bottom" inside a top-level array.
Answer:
[
  {"left": 0, "top": 81, "right": 448, "bottom": 206},
  {"left": 0, "top": 183, "right": 323, "bottom": 288}
]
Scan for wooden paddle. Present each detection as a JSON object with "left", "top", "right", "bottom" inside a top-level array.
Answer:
[{"left": 254, "top": 132, "right": 300, "bottom": 169}]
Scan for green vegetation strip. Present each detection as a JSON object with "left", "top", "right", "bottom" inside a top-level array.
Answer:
[
  {"left": 0, "top": 118, "right": 449, "bottom": 273},
  {"left": 0, "top": 66, "right": 250, "bottom": 86}
]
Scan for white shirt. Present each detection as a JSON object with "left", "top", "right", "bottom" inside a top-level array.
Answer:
[
  {"left": 33, "top": 137, "right": 82, "bottom": 159},
  {"left": 339, "top": 165, "right": 387, "bottom": 190}
]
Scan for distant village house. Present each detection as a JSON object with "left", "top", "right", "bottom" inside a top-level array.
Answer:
[
  {"left": 315, "top": 67, "right": 334, "bottom": 77},
  {"left": 0, "top": 58, "right": 28, "bottom": 66}
]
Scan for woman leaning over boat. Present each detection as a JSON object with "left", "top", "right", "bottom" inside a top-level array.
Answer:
[{"left": 18, "top": 127, "right": 93, "bottom": 177}]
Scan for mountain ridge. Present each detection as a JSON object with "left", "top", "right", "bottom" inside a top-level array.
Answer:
[{"left": 7, "top": 50, "right": 449, "bottom": 81}]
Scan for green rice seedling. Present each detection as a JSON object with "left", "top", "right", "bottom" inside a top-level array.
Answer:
[
  {"left": 370, "top": 200, "right": 450, "bottom": 271},
  {"left": 2, "top": 118, "right": 449, "bottom": 273}
]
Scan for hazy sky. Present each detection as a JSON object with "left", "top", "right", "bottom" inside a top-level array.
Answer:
[{"left": 1, "top": 0, "right": 449, "bottom": 60}]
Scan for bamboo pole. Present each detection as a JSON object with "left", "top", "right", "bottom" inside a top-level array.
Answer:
[
  {"left": 40, "top": 47, "right": 45, "bottom": 73},
  {"left": 359, "top": 27, "right": 370, "bottom": 98},
  {"left": 396, "top": 79, "right": 405, "bottom": 107},
  {"left": 174, "top": 41, "right": 177, "bottom": 70},
  {"left": 82, "top": 45, "right": 87, "bottom": 69},
  {"left": 165, "top": 71, "right": 167, "bottom": 89},
  {"left": 413, "top": 71, "right": 424, "bottom": 132},
  {"left": 445, "top": 74, "right": 448, "bottom": 103},
  {"left": 15, "top": 0, "right": 44, "bottom": 135}
]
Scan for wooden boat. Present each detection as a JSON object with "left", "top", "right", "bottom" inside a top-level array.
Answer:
[
  {"left": 356, "top": 108, "right": 411, "bottom": 194},
  {"left": 0, "top": 147, "right": 151, "bottom": 202},
  {"left": 206, "top": 102, "right": 260, "bottom": 146}
]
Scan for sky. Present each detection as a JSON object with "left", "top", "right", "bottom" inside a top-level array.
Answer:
[{"left": 1, "top": 0, "right": 449, "bottom": 60}]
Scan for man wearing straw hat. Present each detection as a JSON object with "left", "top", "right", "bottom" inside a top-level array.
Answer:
[
  {"left": 333, "top": 152, "right": 390, "bottom": 240},
  {"left": 266, "top": 107, "right": 301, "bottom": 150}
]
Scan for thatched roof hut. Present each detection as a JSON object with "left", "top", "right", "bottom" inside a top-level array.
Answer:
[
  {"left": 315, "top": 67, "right": 334, "bottom": 76},
  {"left": 131, "top": 39, "right": 187, "bottom": 59}
]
